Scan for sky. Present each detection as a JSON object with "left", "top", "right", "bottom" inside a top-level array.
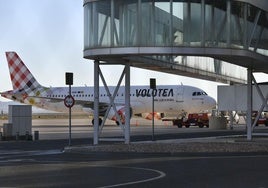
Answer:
[{"left": 0, "top": 0, "right": 267, "bottom": 102}]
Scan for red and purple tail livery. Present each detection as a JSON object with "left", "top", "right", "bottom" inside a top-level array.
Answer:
[{"left": 6, "top": 52, "right": 41, "bottom": 92}]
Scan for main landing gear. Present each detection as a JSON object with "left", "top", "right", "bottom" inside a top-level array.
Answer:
[{"left": 91, "top": 118, "right": 103, "bottom": 126}]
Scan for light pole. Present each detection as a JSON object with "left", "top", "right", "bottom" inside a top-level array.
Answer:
[
  {"left": 65, "top": 72, "right": 74, "bottom": 146},
  {"left": 150, "top": 78, "right": 156, "bottom": 141}
]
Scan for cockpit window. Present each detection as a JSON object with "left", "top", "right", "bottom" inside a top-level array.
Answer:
[{"left": 192, "top": 91, "right": 207, "bottom": 96}]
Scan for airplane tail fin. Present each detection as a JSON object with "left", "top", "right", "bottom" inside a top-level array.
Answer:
[{"left": 5, "top": 52, "right": 42, "bottom": 93}]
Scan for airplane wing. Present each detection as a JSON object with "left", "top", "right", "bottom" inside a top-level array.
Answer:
[
  {"left": 74, "top": 99, "right": 110, "bottom": 116},
  {"left": 26, "top": 95, "right": 123, "bottom": 116}
]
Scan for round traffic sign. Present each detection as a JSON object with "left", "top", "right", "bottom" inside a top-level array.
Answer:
[{"left": 64, "top": 95, "right": 75, "bottom": 108}]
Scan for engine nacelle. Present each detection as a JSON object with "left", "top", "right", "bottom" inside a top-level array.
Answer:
[
  {"left": 107, "top": 106, "right": 132, "bottom": 124},
  {"left": 141, "top": 112, "right": 162, "bottom": 120}
]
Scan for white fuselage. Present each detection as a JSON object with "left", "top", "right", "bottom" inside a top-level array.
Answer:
[{"left": 5, "top": 85, "right": 215, "bottom": 118}]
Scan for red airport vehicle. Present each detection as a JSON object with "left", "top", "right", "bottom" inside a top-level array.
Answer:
[
  {"left": 256, "top": 117, "right": 268, "bottom": 126},
  {"left": 252, "top": 111, "right": 268, "bottom": 126},
  {"left": 172, "top": 113, "right": 209, "bottom": 128}
]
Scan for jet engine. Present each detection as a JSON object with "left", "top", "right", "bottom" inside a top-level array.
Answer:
[
  {"left": 107, "top": 106, "right": 132, "bottom": 125},
  {"left": 141, "top": 112, "right": 163, "bottom": 120}
]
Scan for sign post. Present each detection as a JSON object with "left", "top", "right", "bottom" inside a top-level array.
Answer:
[
  {"left": 65, "top": 72, "right": 74, "bottom": 146},
  {"left": 150, "top": 78, "right": 156, "bottom": 141}
]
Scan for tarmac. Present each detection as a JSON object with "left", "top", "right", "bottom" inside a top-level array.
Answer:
[{"left": 2, "top": 117, "right": 268, "bottom": 153}]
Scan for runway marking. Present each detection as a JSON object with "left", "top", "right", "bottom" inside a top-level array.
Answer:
[
  {"left": 0, "top": 149, "right": 63, "bottom": 161},
  {"left": 97, "top": 166, "right": 166, "bottom": 188},
  {"left": 1, "top": 155, "right": 268, "bottom": 186},
  {"left": 92, "top": 154, "right": 268, "bottom": 187}
]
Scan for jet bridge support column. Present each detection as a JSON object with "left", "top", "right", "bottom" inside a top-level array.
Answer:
[
  {"left": 124, "top": 64, "right": 130, "bottom": 144},
  {"left": 93, "top": 61, "right": 131, "bottom": 145},
  {"left": 247, "top": 68, "right": 252, "bottom": 141},
  {"left": 251, "top": 76, "right": 268, "bottom": 131},
  {"left": 93, "top": 60, "right": 100, "bottom": 145}
]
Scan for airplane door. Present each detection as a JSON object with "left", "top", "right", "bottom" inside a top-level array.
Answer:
[{"left": 176, "top": 86, "right": 184, "bottom": 102}]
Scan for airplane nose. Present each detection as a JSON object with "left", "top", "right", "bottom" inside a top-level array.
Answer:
[{"left": 207, "top": 96, "right": 216, "bottom": 109}]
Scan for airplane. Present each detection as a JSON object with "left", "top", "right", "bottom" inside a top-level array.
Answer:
[{"left": 1, "top": 52, "right": 216, "bottom": 126}]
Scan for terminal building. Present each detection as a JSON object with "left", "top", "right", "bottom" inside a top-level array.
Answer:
[{"left": 83, "top": 0, "right": 268, "bottom": 143}]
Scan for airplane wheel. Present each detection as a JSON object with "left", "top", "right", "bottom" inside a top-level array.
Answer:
[
  {"left": 116, "top": 121, "right": 125, "bottom": 126},
  {"left": 92, "top": 118, "right": 102, "bottom": 126},
  {"left": 198, "top": 123, "right": 204, "bottom": 128}
]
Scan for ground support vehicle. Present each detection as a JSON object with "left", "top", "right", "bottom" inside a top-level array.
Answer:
[
  {"left": 252, "top": 112, "right": 268, "bottom": 127},
  {"left": 168, "top": 113, "right": 209, "bottom": 128}
]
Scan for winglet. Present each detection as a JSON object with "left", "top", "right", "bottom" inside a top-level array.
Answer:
[{"left": 5, "top": 52, "right": 41, "bottom": 92}]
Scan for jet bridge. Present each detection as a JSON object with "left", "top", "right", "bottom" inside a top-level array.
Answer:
[{"left": 83, "top": 0, "right": 268, "bottom": 143}]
